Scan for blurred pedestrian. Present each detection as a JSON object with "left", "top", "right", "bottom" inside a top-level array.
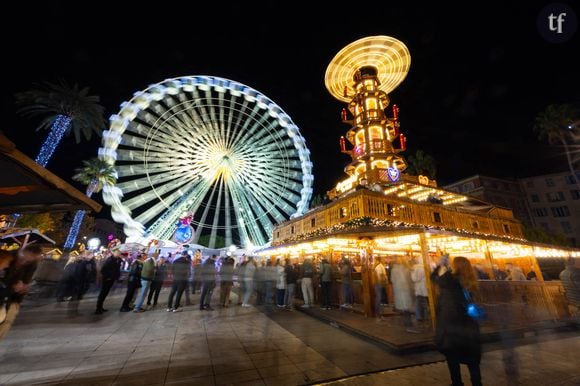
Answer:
[
  {"left": 147, "top": 256, "right": 167, "bottom": 307},
  {"left": 300, "top": 258, "right": 314, "bottom": 308},
  {"left": 410, "top": 256, "right": 429, "bottom": 326},
  {"left": 95, "top": 248, "right": 122, "bottom": 314},
  {"left": 275, "top": 259, "right": 286, "bottom": 308},
  {"left": 242, "top": 256, "right": 257, "bottom": 307},
  {"left": 220, "top": 256, "right": 235, "bottom": 307},
  {"left": 120, "top": 254, "right": 145, "bottom": 312},
  {"left": 200, "top": 255, "right": 217, "bottom": 310},
  {"left": 0, "top": 245, "right": 43, "bottom": 341},
  {"left": 134, "top": 252, "right": 157, "bottom": 312},
  {"left": 167, "top": 252, "right": 190, "bottom": 312},
  {"left": 319, "top": 258, "right": 332, "bottom": 310},
  {"left": 340, "top": 257, "right": 354, "bottom": 307},
  {"left": 431, "top": 255, "right": 482, "bottom": 386},
  {"left": 391, "top": 256, "right": 414, "bottom": 326},
  {"left": 560, "top": 257, "right": 580, "bottom": 314},
  {"left": 284, "top": 260, "right": 297, "bottom": 309}
]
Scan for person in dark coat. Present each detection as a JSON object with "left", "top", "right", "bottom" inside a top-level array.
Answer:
[
  {"left": 167, "top": 252, "right": 190, "bottom": 312},
  {"left": 120, "top": 254, "right": 145, "bottom": 312},
  {"left": 56, "top": 256, "right": 82, "bottom": 302},
  {"left": 200, "top": 255, "right": 217, "bottom": 310},
  {"left": 95, "top": 249, "right": 122, "bottom": 314},
  {"left": 147, "top": 256, "right": 167, "bottom": 307},
  {"left": 431, "top": 255, "right": 482, "bottom": 386}
]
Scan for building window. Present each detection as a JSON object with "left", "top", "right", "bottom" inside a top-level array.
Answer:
[
  {"left": 545, "top": 178, "right": 555, "bottom": 187},
  {"left": 571, "top": 190, "right": 580, "bottom": 200},
  {"left": 561, "top": 221, "right": 572, "bottom": 234},
  {"left": 311, "top": 218, "right": 316, "bottom": 227},
  {"left": 387, "top": 204, "right": 394, "bottom": 216},
  {"left": 340, "top": 207, "right": 348, "bottom": 218},
  {"left": 530, "top": 194, "right": 540, "bottom": 203},
  {"left": 546, "top": 192, "right": 565, "bottom": 202},
  {"left": 502, "top": 224, "right": 511, "bottom": 234},
  {"left": 276, "top": 231, "right": 280, "bottom": 238},
  {"left": 462, "top": 181, "right": 475, "bottom": 192},
  {"left": 551, "top": 206, "right": 570, "bottom": 217},
  {"left": 525, "top": 180, "right": 534, "bottom": 188},
  {"left": 291, "top": 226, "right": 295, "bottom": 234},
  {"left": 565, "top": 175, "right": 577, "bottom": 185},
  {"left": 472, "top": 220, "right": 479, "bottom": 229},
  {"left": 534, "top": 208, "right": 548, "bottom": 217},
  {"left": 433, "top": 212, "right": 442, "bottom": 223}
]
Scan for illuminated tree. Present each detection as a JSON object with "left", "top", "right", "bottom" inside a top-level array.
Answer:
[
  {"left": 534, "top": 104, "right": 579, "bottom": 188},
  {"left": 15, "top": 81, "right": 106, "bottom": 167},
  {"left": 406, "top": 150, "right": 437, "bottom": 179},
  {"left": 64, "top": 158, "right": 117, "bottom": 249}
]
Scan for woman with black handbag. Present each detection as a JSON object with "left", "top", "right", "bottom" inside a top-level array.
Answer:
[{"left": 431, "top": 255, "right": 482, "bottom": 386}]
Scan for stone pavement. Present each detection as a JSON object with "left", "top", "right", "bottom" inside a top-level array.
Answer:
[
  {"left": 319, "top": 331, "right": 580, "bottom": 386},
  {"left": 0, "top": 290, "right": 441, "bottom": 386},
  {"left": 1, "top": 288, "right": 579, "bottom": 386}
]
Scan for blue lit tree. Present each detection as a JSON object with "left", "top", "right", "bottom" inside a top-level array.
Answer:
[
  {"left": 65, "top": 158, "right": 117, "bottom": 249},
  {"left": 15, "top": 81, "right": 106, "bottom": 167}
]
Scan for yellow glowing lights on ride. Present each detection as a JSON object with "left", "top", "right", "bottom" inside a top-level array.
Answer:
[{"left": 325, "top": 36, "right": 411, "bottom": 103}]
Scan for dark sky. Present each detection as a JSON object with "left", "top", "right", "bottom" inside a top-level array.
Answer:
[{"left": 2, "top": 1, "right": 578, "bottom": 215}]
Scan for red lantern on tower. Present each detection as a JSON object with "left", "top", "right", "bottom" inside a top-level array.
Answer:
[
  {"left": 340, "top": 136, "right": 346, "bottom": 152},
  {"left": 399, "top": 133, "right": 407, "bottom": 151},
  {"left": 341, "top": 108, "right": 348, "bottom": 122},
  {"left": 392, "top": 104, "right": 399, "bottom": 121}
]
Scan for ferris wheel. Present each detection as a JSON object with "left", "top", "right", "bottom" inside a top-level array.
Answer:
[{"left": 99, "top": 76, "right": 313, "bottom": 248}]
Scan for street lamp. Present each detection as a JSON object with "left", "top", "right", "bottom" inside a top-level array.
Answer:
[{"left": 87, "top": 238, "right": 101, "bottom": 251}]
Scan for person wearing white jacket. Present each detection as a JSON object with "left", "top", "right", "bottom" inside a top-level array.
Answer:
[
  {"left": 411, "top": 257, "right": 429, "bottom": 324},
  {"left": 275, "top": 259, "right": 286, "bottom": 307}
]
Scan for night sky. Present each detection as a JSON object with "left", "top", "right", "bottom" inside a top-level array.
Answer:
[{"left": 2, "top": 1, "right": 578, "bottom": 219}]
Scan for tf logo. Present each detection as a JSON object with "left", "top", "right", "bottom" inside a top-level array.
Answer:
[{"left": 538, "top": 3, "right": 577, "bottom": 43}]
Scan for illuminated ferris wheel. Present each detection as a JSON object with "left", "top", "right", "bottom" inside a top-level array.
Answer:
[{"left": 99, "top": 76, "right": 313, "bottom": 248}]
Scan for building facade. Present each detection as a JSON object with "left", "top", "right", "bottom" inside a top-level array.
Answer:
[
  {"left": 445, "top": 172, "right": 580, "bottom": 247},
  {"left": 444, "top": 175, "right": 532, "bottom": 225},
  {"left": 519, "top": 171, "right": 580, "bottom": 247}
]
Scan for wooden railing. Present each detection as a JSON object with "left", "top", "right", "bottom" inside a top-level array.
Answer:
[
  {"left": 273, "top": 189, "right": 523, "bottom": 243},
  {"left": 477, "top": 280, "right": 569, "bottom": 328}
]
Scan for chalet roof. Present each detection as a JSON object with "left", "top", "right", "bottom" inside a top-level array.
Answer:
[{"left": 0, "top": 133, "right": 102, "bottom": 214}]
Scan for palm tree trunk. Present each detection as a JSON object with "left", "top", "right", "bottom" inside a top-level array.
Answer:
[
  {"left": 562, "top": 141, "right": 580, "bottom": 190},
  {"left": 63, "top": 181, "right": 97, "bottom": 250},
  {"left": 34, "top": 115, "right": 72, "bottom": 167}
]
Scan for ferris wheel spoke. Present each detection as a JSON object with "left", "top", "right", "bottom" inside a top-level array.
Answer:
[
  {"left": 208, "top": 177, "right": 226, "bottom": 248},
  {"left": 136, "top": 177, "right": 211, "bottom": 225},
  {"left": 191, "top": 176, "right": 221, "bottom": 244},
  {"left": 123, "top": 173, "right": 197, "bottom": 210},
  {"left": 224, "top": 94, "right": 241, "bottom": 150},
  {"left": 230, "top": 179, "right": 273, "bottom": 245},
  {"left": 224, "top": 182, "right": 232, "bottom": 247}
]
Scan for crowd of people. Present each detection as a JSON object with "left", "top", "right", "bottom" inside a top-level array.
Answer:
[{"left": 1, "top": 239, "right": 580, "bottom": 386}]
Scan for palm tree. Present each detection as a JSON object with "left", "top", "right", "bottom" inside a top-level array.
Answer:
[
  {"left": 406, "top": 150, "right": 437, "bottom": 179},
  {"left": 64, "top": 158, "right": 117, "bottom": 249},
  {"left": 534, "top": 104, "right": 580, "bottom": 188},
  {"left": 15, "top": 81, "right": 106, "bottom": 167}
]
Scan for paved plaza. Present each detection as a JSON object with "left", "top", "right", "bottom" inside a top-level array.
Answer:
[{"left": 1, "top": 289, "right": 579, "bottom": 385}]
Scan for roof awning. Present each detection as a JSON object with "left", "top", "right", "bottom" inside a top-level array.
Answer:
[{"left": 0, "top": 133, "right": 102, "bottom": 214}]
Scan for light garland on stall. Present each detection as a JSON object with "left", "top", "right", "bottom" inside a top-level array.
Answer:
[{"left": 272, "top": 216, "right": 527, "bottom": 246}]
